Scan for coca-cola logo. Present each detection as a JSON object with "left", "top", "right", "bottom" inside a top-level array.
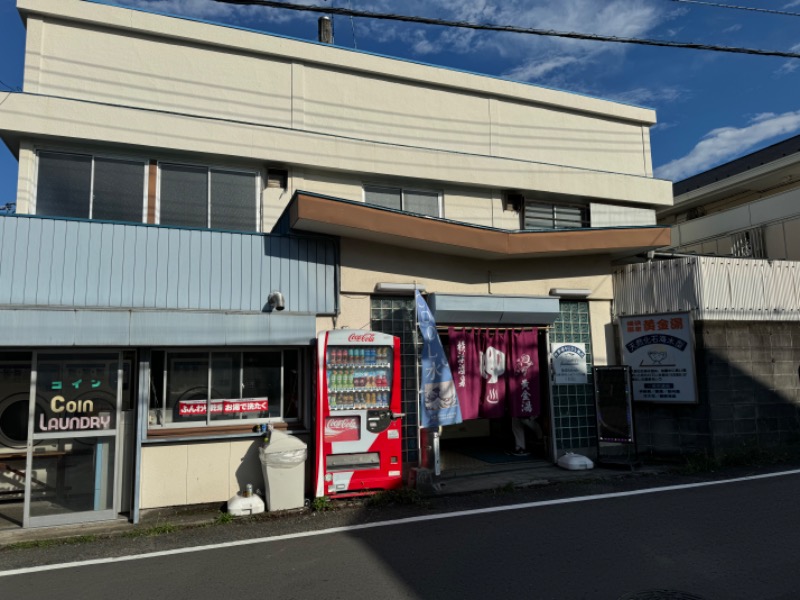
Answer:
[
  {"left": 326, "top": 417, "right": 359, "bottom": 431},
  {"left": 348, "top": 333, "right": 375, "bottom": 343},
  {"left": 324, "top": 416, "right": 360, "bottom": 442}
]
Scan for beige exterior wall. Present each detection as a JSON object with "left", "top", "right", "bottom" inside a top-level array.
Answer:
[
  {"left": 589, "top": 300, "right": 614, "bottom": 367},
  {"left": 9, "top": 0, "right": 672, "bottom": 210},
  {"left": 335, "top": 237, "right": 614, "bottom": 330},
  {"left": 140, "top": 440, "right": 264, "bottom": 509}
]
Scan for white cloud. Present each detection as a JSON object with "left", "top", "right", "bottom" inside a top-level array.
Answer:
[
  {"left": 722, "top": 24, "right": 742, "bottom": 33},
  {"left": 114, "top": 0, "right": 321, "bottom": 24},
  {"left": 112, "top": 0, "right": 678, "bottom": 90},
  {"left": 776, "top": 61, "right": 799, "bottom": 76},
  {"left": 607, "top": 86, "right": 686, "bottom": 106},
  {"left": 784, "top": 1, "right": 800, "bottom": 8},
  {"left": 654, "top": 111, "right": 800, "bottom": 181}
]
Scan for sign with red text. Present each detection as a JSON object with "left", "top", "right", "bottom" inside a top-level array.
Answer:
[
  {"left": 177, "top": 398, "right": 269, "bottom": 417},
  {"left": 619, "top": 312, "right": 697, "bottom": 403}
]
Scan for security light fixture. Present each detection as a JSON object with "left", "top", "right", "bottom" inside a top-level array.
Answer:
[
  {"left": 267, "top": 291, "right": 285, "bottom": 311},
  {"left": 549, "top": 288, "right": 592, "bottom": 299},
  {"left": 374, "top": 282, "right": 426, "bottom": 294}
]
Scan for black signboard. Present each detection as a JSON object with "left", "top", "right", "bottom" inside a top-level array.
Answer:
[{"left": 594, "top": 366, "right": 634, "bottom": 444}]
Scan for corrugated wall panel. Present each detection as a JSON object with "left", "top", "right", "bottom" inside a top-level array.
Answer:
[
  {"left": 613, "top": 258, "right": 700, "bottom": 317},
  {"left": 615, "top": 255, "right": 800, "bottom": 321},
  {"left": 121, "top": 223, "right": 138, "bottom": 307},
  {"left": 35, "top": 218, "right": 55, "bottom": 306},
  {"left": 49, "top": 219, "right": 68, "bottom": 305},
  {"left": 0, "top": 215, "right": 336, "bottom": 315}
]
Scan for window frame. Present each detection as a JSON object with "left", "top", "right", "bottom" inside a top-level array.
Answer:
[
  {"left": 33, "top": 150, "right": 148, "bottom": 223},
  {"left": 147, "top": 347, "right": 302, "bottom": 430},
  {"left": 522, "top": 199, "right": 590, "bottom": 231},
  {"left": 363, "top": 184, "right": 443, "bottom": 218},
  {"left": 156, "top": 161, "right": 262, "bottom": 232}
]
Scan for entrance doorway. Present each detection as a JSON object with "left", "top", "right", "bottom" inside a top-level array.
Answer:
[
  {"left": 0, "top": 351, "right": 131, "bottom": 528},
  {"left": 436, "top": 328, "right": 553, "bottom": 476}
]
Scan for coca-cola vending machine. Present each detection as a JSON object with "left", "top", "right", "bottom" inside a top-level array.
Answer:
[{"left": 314, "top": 329, "right": 404, "bottom": 497}]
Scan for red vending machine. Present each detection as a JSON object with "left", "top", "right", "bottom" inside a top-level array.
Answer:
[{"left": 314, "top": 329, "right": 404, "bottom": 498}]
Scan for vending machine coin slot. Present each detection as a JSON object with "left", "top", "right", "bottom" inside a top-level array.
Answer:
[{"left": 365, "top": 409, "right": 392, "bottom": 433}]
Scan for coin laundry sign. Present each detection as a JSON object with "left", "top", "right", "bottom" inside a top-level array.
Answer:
[
  {"left": 619, "top": 312, "right": 697, "bottom": 404},
  {"left": 38, "top": 378, "right": 114, "bottom": 432}
]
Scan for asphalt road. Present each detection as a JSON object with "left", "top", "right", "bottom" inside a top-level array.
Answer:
[{"left": 2, "top": 470, "right": 800, "bottom": 600}]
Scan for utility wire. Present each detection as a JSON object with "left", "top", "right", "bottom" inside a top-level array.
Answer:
[
  {"left": 213, "top": 0, "right": 800, "bottom": 59},
  {"left": 664, "top": 0, "right": 800, "bottom": 18},
  {"left": 0, "top": 78, "right": 19, "bottom": 92}
]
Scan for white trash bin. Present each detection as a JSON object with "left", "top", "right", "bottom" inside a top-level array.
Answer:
[{"left": 258, "top": 429, "right": 307, "bottom": 511}]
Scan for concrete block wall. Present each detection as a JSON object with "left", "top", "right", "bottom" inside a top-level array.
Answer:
[
  {"left": 700, "top": 322, "right": 800, "bottom": 454},
  {"left": 634, "top": 321, "right": 800, "bottom": 459}
]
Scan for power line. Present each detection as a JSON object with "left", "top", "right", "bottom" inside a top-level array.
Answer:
[
  {"left": 665, "top": 0, "right": 800, "bottom": 18},
  {"left": 213, "top": 0, "right": 800, "bottom": 59},
  {"left": 0, "top": 79, "right": 19, "bottom": 92}
]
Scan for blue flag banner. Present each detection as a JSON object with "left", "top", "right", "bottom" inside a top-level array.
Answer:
[{"left": 416, "top": 290, "right": 462, "bottom": 428}]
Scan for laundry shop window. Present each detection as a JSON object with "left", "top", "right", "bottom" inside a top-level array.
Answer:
[
  {"left": 35, "top": 151, "right": 146, "bottom": 223},
  {"left": 364, "top": 185, "right": 441, "bottom": 218},
  {"left": 148, "top": 350, "right": 300, "bottom": 430},
  {"left": 158, "top": 163, "right": 259, "bottom": 232}
]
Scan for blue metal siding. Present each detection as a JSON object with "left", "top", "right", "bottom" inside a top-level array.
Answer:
[{"left": 0, "top": 215, "right": 336, "bottom": 314}]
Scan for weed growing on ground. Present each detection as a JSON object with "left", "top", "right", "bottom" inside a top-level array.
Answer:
[
  {"left": 214, "top": 512, "right": 234, "bottom": 525},
  {"left": 493, "top": 482, "right": 516, "bottom": 494},
  {"left": 122, "top": 523, "right": 177, "bottom": 538},
  {"left": 310, "top": 496, "right": 333, "bottom": 512},
  {"left": 8, "top": 535, "right": 98, "bottom": 550},
  {"left": 366, "top": 488, "right": 425, "bottom": 508},
  {"left": 678, "top": 443, "right": 800, "bottom": 474}
]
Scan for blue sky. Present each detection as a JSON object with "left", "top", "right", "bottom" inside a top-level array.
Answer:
[{"left": 2, "top": 0, "right": 800, "bottom": 203}]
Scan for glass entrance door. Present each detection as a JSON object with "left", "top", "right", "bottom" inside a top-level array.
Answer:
[{"left": 24, "top": 352, "right": 122, "bottom": 528}]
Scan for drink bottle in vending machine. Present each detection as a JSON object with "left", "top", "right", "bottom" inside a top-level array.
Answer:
[{"left": 314, "top": 330, "right": 404, "bottom": 498}]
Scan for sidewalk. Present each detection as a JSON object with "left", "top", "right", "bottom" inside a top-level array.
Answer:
[{"left": 0, "top": 459, "right": 664, "bottom": 547}]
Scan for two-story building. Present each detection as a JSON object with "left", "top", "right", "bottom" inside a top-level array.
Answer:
[{"left": 0, "top": 0, "right": 671, "bottom": 529}]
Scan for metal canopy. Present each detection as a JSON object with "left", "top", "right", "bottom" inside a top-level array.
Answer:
[{"left": 427, "top": 293, "right": 560, "bottom": 325}]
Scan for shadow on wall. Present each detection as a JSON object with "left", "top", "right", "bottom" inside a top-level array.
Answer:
[{"left": 634, "top": 321, "right": 800, "bottom": 459}]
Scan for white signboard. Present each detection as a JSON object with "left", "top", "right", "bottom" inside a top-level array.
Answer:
[
  {"left": 619, "top": 312, "right": 697, "bottom": 403},
  {"left": 551, "top": 343, "right": 588, "bottom": 385}
]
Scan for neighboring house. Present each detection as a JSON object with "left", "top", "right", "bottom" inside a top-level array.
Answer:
[
  {"left": 659, "top": 134, "right": 800, "bottom": 260},
  {"left": 612, "top": 135, "right": 800, "bottom": 459},
  {"left": 0, "top": 0, "right": 671, "bottom": 529}
]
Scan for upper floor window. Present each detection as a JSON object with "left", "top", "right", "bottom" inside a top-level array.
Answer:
[
  {"left": 523, "top": 199, "right": 589, "bottom": 230},
  {"left": 364, "top": 185, "right": 441, "bottom": 218},
  {"left": 36, "top": 151, "right": 146, "bottom": 223},
  {"left": 158, "top": 163, "right": 259, "bottom": 232},
  {"left": 34, "top": 151, "right": 261, "bottom": 232}
]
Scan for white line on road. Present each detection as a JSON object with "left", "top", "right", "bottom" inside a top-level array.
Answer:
[{"left": 3, "top": 467, "right": 800, "bottom": 577}]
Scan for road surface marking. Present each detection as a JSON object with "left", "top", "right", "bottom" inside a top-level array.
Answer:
[{"left": 3, "top": 467, "right": 800, "bottom": 577}]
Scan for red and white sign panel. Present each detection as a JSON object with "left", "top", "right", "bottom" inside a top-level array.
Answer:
[
  {"left": 178, "top": 398, "right": 269, "bottom": 417},
  {"left": 324, "top": 416, "right": 361, "bottom": 442}
]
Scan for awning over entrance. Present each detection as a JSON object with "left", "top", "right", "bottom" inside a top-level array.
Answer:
[
  {"left": 287, "top": 192, "right": 671, "bottom": 260},
  {"left": 428, "top": 293, "right": 560, "bottom": 325}
]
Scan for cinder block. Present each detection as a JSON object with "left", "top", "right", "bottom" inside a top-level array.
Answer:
[
  {"left": 771, "top": 334, "right": 793, "bottom": 348},
  {"left": 734, "top": 419, "right": 757, "bottom": 434},
  {"left": 734, "top": 404, "right": 756, "bottom": 420}
]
